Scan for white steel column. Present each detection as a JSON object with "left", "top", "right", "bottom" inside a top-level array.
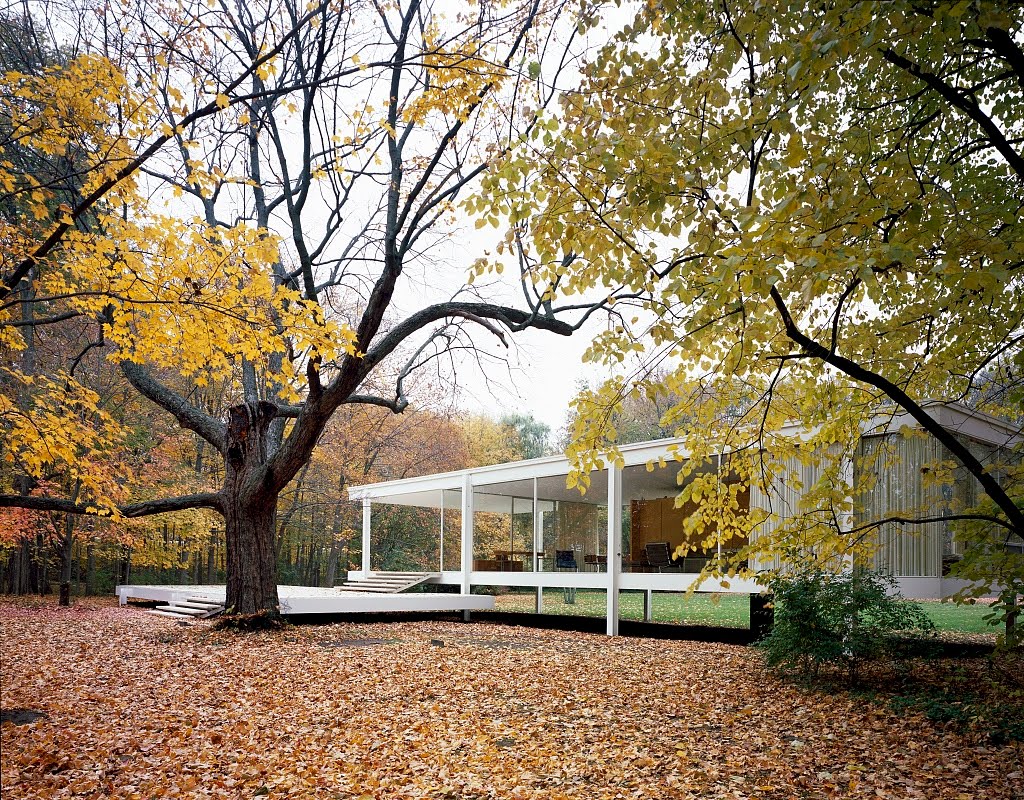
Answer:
[
  {"left": 460, "top": 472, "right": 473, "bottom": 595},
  {"left": 361, "top": 497, "right": 372, "bottom": 574},
  {"left": 606, "top": 465, "right": 623, "bottom": 636},
  {"left": 533, "top": 476, "right": 543, "bottom": 613},
  {"left": 840, "top": 456, "right": 855, "bottom": 575},
  {"left": 439, "top": 489, "right": 445, "bottom": 573}
]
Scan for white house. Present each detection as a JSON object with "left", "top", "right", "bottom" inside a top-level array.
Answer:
[{"left": 348, "top": 402, "right": 1022, "bottom": 636}]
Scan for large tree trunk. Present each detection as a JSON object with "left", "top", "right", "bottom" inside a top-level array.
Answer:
[
  {"left": 59, "top": 514, "right": 74, "bottom": 606},
  {"left": 224, "top": 401, "right": 281, "bottom": 615},
  {"left": 5, "top": 538, "right": 36, "bottom": 594},
  {"left": 85, "top": 544, "right": 95, "bottom": 595}
]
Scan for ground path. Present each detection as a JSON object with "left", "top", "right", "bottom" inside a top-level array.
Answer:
[{"left": 1, "top": 598, "right": 1020, "bottom": 799}]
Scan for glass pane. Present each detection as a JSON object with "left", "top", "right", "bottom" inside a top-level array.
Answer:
[{"left": 440, "top": 488, "right": 461, "bottom": 571}]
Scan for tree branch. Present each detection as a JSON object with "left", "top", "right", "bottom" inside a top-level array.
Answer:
[
  {"left": 357, "top": 301, "right": 573, "bottom": 377},
  {"left": 0, "top": 492, "right": 223, "bottom": 517},
  {"left": 768, "top": 284, "right": 1024, "bottom": 536},
  {"left": 881, "top": 47, "right": 1024, "bottom": 180},
  {"left": 120, "top": 362, "right": 227, "bottom": 451},
  {"left": 346, "top": 394, "right": 407, "bottom": 413},
  {"left": 0, "top": 2, "right": 332, "bottom": 300},
  {"left": 843, "top": 512, "right": 1017, "bottom": 537}
]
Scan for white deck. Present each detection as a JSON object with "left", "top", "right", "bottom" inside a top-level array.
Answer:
[{"left": 115, "top": 584, "right": 495, "bottom": 615}]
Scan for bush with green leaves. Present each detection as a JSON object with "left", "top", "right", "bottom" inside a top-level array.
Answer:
[{"left": 758, "top": 569, "right": 935, "bottom": 680}]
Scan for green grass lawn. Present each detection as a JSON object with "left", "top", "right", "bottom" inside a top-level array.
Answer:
[
  {"left": 493, "top": 589, "right": 750, "bottom": 627},
  {"left": 920, "top": 600, "right": 1002, "bottom": 634},
  {"left": 493, "top": 590, "right": 1002, "bottom": 634}
]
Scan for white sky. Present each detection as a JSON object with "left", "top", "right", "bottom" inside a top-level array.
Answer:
[
  {"left": 123, "top": 0, "right": 633, "bottom": 438},
  {"left": 455, "top": 321, "right": 608, "bottom": 434},
  {"left": 387, "top": 222, "right": 615, "bottom": 436}
]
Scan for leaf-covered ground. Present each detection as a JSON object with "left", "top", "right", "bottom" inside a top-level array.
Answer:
[{"left": 2, "top": 598, "right": 1022, "bottom": 800}]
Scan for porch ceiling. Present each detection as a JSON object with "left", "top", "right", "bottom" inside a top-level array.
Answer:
[{"left": 363, "top": 460, "right": 691, "bottom": 510}]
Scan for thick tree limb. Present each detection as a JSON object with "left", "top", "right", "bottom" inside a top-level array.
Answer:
[
  {"left": 1, "top": 310, "right": 82, "bottom": 327},
  {"left": 358, "top": 301, "right": 573, "bottom": 377},
  {"left": 983, "top": 25, "right": 1024, "bottom": 94},
  {"left": 120, "top": 362, "right": 227, "bottom": 451},
  {"left": 769, "top": 285, "right": 1024, "bottom": 536},
  {"left": 0, "top": 492, "right": 223, "bottom": 517},
  {"left": 263, "top": 301, "right": 574, "bottom": 495},
  {"left": 881, "top": 47, "right": 1024, "bottom": 180},
  {"left": 346, "top": 394, "right": 408, "bottom": 413}
]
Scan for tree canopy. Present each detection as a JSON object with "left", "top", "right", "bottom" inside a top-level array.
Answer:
[
  {"left": 483, "top": 0, "right": 1024, "bottom": 624},
  {"left": 0, "top": 0, "right": 604, "bottom": 614}
]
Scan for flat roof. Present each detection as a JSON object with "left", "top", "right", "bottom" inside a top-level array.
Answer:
[{"left": 348, "top": 401, "right": 1021, "bottom": 507}]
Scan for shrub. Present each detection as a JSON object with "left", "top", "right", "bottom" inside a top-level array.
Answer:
[{"left": 758, "top": 569, "right": 935, "bottom": 680}]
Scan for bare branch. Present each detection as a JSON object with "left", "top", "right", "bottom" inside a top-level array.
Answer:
[
  {"left": 0, "top": 1, "right": 333, "bottom": 300},
  {"left": 843, "top": 513, "right": 1017, "bottom": 536},
  {"left": 120, "top": 362, "right": 226, "bottom": 451}
]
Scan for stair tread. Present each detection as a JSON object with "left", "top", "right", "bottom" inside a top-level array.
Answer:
[
  {"left": 171, "top": 600, "right": 221, "bottom": 610},
  {"left": 370, "top": 572, "right": 437, "bottom": 577},
  {"left": 337, "top": 581, "right": 397, "bottom": 590},
  {"left": 337, "top": 571, "right": 437, "bottom": 596},
  {"left": 338, "top": 586, "right": 401, "bottom": 593},
  {"left": 154, "top": 604, "right": 208, "bottom": 616},
  {"left": 146, "top": 610, "right": 195, "bottom": 619}
]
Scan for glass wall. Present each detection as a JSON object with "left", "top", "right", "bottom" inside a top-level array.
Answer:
[
  {"left": 369, "top": 503, "right": 441, "bottom": 572},
  {"left": 440, "top": 488, "right": 462, "bottom": 572},
  {"left": 857, "top": 432, "right": 1020, "bottom": 577},
  {"left": 535, "top": 470, "right": 608, "bottom": 573},
  {"left": 620, "top": 460, "right": 749, "bottom": 572},
  {"left": 471, "top": 488, "right": 538, "bottom": 571}
]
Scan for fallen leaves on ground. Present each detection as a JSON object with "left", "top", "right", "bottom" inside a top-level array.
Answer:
[{"left": 1, "top": 597, "right": 1021, "bottom": 800}]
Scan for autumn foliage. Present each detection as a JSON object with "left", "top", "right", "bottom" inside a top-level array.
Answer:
[{"left": 2, "top": 599, "right": 1023, "bottom": 799}]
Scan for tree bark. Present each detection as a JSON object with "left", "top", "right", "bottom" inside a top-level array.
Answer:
[
  {"left": 6, "top": 538, "right": 35, "bottom": 594},
  {"left": 224, "top": 401, "right": 281, "bottom": 614},
  {"left": 206, "top": 539, "right": 216, "bottom": 584},
  {"left": 85, "top": 544, "right": 95, "bottom": 595},
  {"left": 59, "top": 514, "right": 74, "bottom": 606},
  {"left": 36, "top": 532, "right": 48, "bottom": 595}
]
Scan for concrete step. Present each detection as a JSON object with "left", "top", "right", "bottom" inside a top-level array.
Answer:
[
  {"left": 169, "top": 600, "right": 220, "bottom": 611},
  {"left": 155, "top": 604, "right": 208, "bottom": 616},
  {"left": 185, "top": 597, "right": 223, "bottom": 607},
  {"left": 371, "top": 571, "right": 431, "bottom": 577},
  {"left": 339, "top": 571, "right": 440, "bottom": 594},
  {"left": 146, "top": 610, "right": 195, "bottom": 620},
  {"left": 338, "top": 585, "right": 403, "bottom": 593}
]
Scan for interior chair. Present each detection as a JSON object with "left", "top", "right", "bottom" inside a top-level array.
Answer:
[
  {"left": 644, "top": 542, "right": 680, "bottom": 572},
  {"left": 554, "top": 549, "right": 578, "bottom": 604}
]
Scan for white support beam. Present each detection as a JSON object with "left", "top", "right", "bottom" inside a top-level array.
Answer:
[
  {"left": 361, "top": 498, "right": 372, "bottom": 574},
  {"left": 840, "top": 455, "right": 855, "bottom": 575},
  {"left": 460, "top": 472, "right": 473, "bottom": 595},
  {"left": 534, "top": 476, "right": 543, "bottom": 613},
  {"left": 439, "top": 489, "right": 445, "bottom": 573},
  {"left": 606, "top": 465, "right": 622, "bottom": 636}
]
